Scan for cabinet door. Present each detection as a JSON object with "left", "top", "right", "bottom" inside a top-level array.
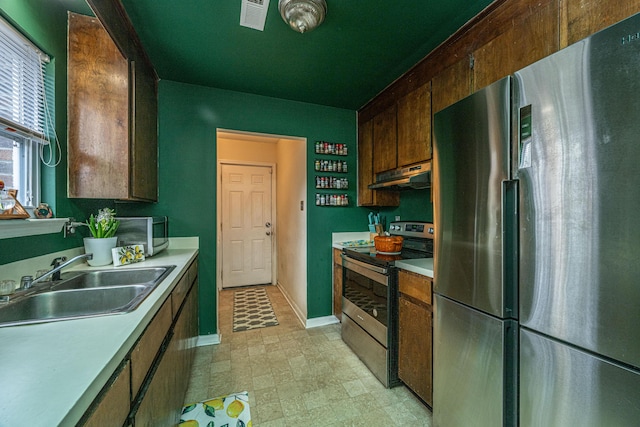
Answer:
[
  {"left": 131, "top": 298, "right": 172, "bottom": 398},
  {"left": 333, "top": 248, "right": 343, "bottom": 318},
  {"left": 561, "top": 0, "right": 640, "bottom": 47},
  {"left": 397, "top": 82, "right": 431, "bottom": 166},
  {"left": 130, "top": 59, "right": 158, "bottom": 201},
  {"left": 357, "top": 119, "right": 399, "bottom": 207},
  {"left": 134, "top": 333, "right": 177, "bottom": 427},
  {"left": 67, "top": 13, "right": 129, "bottom": 199},
  {"left": 135, "top": 282, "right": 198, "bottom": 427},
  {"left": 372, "top": 104, "right": 397, "bottom": 173},
  {"left": 82, "top": 361, "right": 131, "bottom": 427},
  {"left": 398, "top": 295, "right": 432, "bottom": 406},
  {"left": 431, "top": 58, "right": 472, "bottom": 114},
  {"left": 472, "top": 0, "right": 558, "bottom": 91}
]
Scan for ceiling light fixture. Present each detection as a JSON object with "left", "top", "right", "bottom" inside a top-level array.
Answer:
[{"left": 278, "top": 0, "right": 327, "bottom": 33}]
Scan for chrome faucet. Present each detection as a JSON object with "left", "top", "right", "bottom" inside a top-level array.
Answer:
[{"left": 21, "top": 253, "right": 93, "bottom": 289}]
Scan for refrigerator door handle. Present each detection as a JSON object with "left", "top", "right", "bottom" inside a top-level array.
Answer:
[{"left": 502, "top": 179, "right": 519, "bottom": 319}]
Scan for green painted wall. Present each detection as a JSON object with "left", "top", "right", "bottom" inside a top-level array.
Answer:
[
  {"left": 117, "top": 80, "right": 360, "bottom": 332},
  {"left": 0, "top": 0, "right": 93, "bottom": 262},
  {"left": 0, "top": 1, "right": 433, "bottom": 336},
  {"left": 114, "top": 80, "right": 433, "bottom": 333}
]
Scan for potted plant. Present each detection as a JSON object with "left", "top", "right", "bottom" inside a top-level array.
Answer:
[{"left": 83, "top": 208, "right": 120, "bottom": 266}]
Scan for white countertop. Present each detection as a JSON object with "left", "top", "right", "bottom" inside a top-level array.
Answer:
[
  {"left": 395, "top": 258, "right": 434, "bottom": 278},
  {"left": 331, "top": 231, "right": 373, "bottom": 250},
  {"left": 0, "top": 243, "right": 198, "bottom": 427}
]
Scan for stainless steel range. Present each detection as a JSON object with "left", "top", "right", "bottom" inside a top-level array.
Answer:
[{"left": 341, "top": 221, "right": 434, "bottom": 387}]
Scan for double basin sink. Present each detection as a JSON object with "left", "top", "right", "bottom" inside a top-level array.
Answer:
[{"left": 0, "top": 266, "right": 175, "bottom": 327}]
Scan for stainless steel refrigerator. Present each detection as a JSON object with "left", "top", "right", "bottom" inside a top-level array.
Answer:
[
  {"left": 515, "top": 13, "right": 640, "bottom": 426},
  {"left": 433, "top": 12, "right": 640, "bottom": 427},
  {"left": 433, "top": 76, "right": 518, "bottom": 427}
]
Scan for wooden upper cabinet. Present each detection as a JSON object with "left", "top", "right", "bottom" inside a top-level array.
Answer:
[
  {"left": 67, "top": 13, "right": 130, "bottom": 200},
  {"left": 472, "top": 0, "right": 559, "bottom": 91},
  {"left": 130, "top": 59, "right": 159, "bottom": 200},
  {"left": 432, "top": 58, "right": 472, "bottom": 114},
  {"left": 397, "top": 82, "right": 431, "bottom": 167},
  {"left": 357, "top": 119, "right": 374, "bottom": 206},
  {"left": 357, "top": 119, "right": 399, "bottom": 207},
  {"left": 68, "top": 12, "right": 158, "bottom": 201},
  {"left": 561, "top": 0, "right": 640, "bottom": 47},
  {"left": 372, "top": 104, "right": 397, "bottom": 174}
]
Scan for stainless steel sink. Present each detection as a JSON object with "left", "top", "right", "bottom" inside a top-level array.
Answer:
[
  {"left": 54, "top": 267, "right": 172, "bottom": 291},
  {"left": 0, "top": 265, "right": 175, "bottom": 327}
]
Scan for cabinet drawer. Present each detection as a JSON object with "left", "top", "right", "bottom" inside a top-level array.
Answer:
[
  {"left": 130, "top": 298, "right": 172, "bottom": 397},
  {"left": 171, "top": 273, "right": 190, "bottom": 318},
  {"left": 173, "top": 259, "right": 197, "bottom": 316},
  {"left": 188, "top": 259, "right": 198, "bottom": 285},
  {"left": 398, "top": 269, "right": 432, "bottom": 305}
]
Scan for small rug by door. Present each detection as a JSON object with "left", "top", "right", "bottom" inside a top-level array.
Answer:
[
  {"left": 233, "top": 287, "right": 279, "bottom": 332},
  {"left": 180, "top": 391, "right": 251, "bottom": 426}
]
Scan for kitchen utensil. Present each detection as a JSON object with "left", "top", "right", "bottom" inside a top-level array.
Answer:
[{"left": 374, "top": 224, "right": 384, "bottom": 235}]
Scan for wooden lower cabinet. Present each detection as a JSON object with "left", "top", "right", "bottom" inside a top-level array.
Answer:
[
  {"left": 131, "top": 298, "right": 172, "bottom": 397},
  {"left": 333, "top": 248, "right": 343, "bottom": 318},
  {"left": 82, "top": 361, "right": 131, "bottom": 427},
  {"left": 79, "top": 258, "right": 199, "bottom": 427},
  {"left": 398, "top": 269, "right": 433, "bottom": 406},
  {"left": 134, "top": 274, "right": 199, "bottom": 426}
]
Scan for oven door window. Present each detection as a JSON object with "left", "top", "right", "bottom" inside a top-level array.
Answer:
[{"left": 343, "top": 268, "right": 389, "bottom": 326}]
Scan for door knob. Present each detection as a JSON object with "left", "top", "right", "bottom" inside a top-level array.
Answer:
[
  {"left": 265, "top": 222, "right": 271, "bottom": 227},
  {"left": 266, "top": 231, "right": 271, "bottom": 236}
]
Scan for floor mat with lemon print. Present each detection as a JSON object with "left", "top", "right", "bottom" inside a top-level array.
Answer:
[{"left": 180, "top": 391, "right": 251, "bottom": 427}]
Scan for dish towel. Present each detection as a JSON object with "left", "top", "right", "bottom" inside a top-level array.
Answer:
[{"left": 180, "top": 391, "right": 252, "bottom": 427}]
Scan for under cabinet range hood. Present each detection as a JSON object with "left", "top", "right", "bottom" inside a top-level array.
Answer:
[{"left": 368, "top": 162, "right": 431, "bottom": 190}]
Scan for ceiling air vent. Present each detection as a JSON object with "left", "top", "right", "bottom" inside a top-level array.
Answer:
[{"left": 240, "top": 0, "right": 271, "bottom": 31}]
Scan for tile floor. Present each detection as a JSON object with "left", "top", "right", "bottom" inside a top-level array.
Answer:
[{"left": 183, "top": 285, "right": 433, "bottom": 426}]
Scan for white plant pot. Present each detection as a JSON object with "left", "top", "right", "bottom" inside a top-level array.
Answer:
[{"left": 83, "top": 237, "right": 118, "bottom": 266}]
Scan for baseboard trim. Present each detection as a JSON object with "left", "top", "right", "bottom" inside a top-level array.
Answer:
[
  {"left": 276, "top": 282, "right": 307, "bottom": 328},
  {"left": 306, "top": 315, "right": 340, "bottom": 329},
  {"left": 197, "top": 334, "right": 221, "bottom": 347}
]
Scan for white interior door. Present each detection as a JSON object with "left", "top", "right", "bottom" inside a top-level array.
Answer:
[{"left": 221, "top": 163, "right": 273, "bottom": 288}]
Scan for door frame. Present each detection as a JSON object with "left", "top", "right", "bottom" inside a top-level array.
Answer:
[{"left": 216, "top": 159, "right": 277, "bottom": 293}]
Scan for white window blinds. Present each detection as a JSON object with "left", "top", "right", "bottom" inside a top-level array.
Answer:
[{"left": 0, "top": 16, "right": 50, "bottom": 144}]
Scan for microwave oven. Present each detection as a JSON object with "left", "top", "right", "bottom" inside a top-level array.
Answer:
[{"left": 116, "top": 216, "right": 169, "bottom": 256}]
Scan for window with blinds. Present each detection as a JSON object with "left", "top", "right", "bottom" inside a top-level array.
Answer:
[{"left": 0, "top": 16, "right": 50, "bottom": 208}]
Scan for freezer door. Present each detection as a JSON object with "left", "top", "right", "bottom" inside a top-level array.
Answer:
[
  {"left": 433, "top": 295, "right": 517, "bottom": 427},
  {"left": 433, "top": 77, "right": 517, "bottom": 318},
  {"left": 520, "top": 328, "right": 640, "bottom": 426},
  {"left": 515, "top": 13, "right": 640, "bottom": 368}
]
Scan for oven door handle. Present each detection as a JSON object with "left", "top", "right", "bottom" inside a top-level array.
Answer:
[{"left": 342, "top": 256, "right": 389, "bottom": 285}]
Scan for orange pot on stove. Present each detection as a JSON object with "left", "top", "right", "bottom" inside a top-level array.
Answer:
[{"left": 374, "top": 235, "right": 403, "bottom": 253}]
